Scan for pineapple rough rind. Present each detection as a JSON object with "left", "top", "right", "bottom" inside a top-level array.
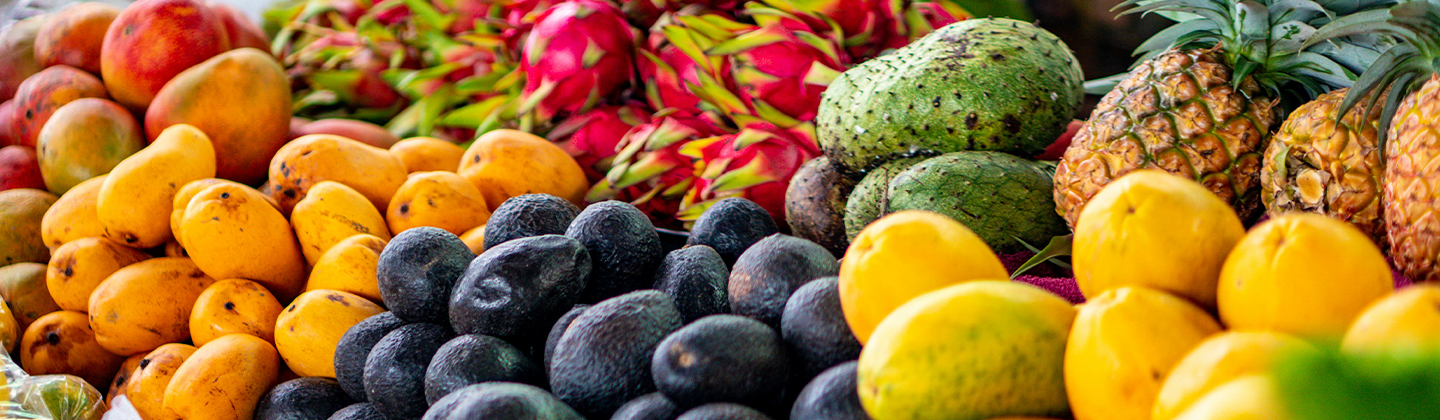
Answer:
[
  {"left": 887, "top": 151, "right": 1068, "bottom": 253},
  {"left": 816, "top": 18, "right": 1084, "bottom": 173}
]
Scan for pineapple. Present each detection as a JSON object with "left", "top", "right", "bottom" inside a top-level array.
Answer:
[
  {"left": 1309, "top": 0, "right": 1440, "bottom": 282},
  {"left": 1261, "top": 88, "right": 1387, "bottom": 243},
  {"left": 1052, "top": 0, "right": 1384, "bottom": 227}
]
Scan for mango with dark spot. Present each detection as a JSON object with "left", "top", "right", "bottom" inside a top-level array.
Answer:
[
  {"left": 99, "top": 0, "right": 230, "bottom": 112},
  {"left": 387, "top": 171, "right": 491, "bottom": 237},
  {"left": 97, "top": 124, "right": 215, "bottom": 249},
  {"left": 267, "top": 134, "right": 408, "bottom": 215},
  {"left": 108, "top": 353, "right": 146, "bottom": 405},
  {"left": 181, "top": 182, "right": 307, "bottom": 302},
  {"left": 0, "top": 262, "right": 62, "bottom": 331},
  {"left": 190, "top": 279, "right": 284, "bottom": 346},
  {"left": 46, "top": 236, "right": 150, "bottom": 312},
  {"left": 20, "top": 310, "right": 126, "bottom": 390},
  {"left": 291, "top": 180, "right": 391, "bottom": 266},
  {"left": 87, "top": 257, "right": 216, "bottom": 356},
  {"left": 274, "top": 289, "right": 384, "bottom": 378},
  {"left": 126, "top": 343, "right": 197, "bottom": 420},
  {"left": 163, "top": 333, "right": 281, "bottom": 420},
  {"left": 306, "top": 234, "right": 388, "bottom": 304},
  {"left": 9, "top": 65, "right": 108, "bottom": 148}
]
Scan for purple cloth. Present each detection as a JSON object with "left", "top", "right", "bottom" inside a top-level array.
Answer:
[{"left": 999, "top": 252, "right": 1418, "bottom": 305}]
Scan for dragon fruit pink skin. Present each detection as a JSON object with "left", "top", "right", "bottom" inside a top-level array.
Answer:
[
  {"left": 705, "top": 20, "right": 846, "bottom": 126},
  {"left": 288, "top": 31, "right": 407, "bottom": 109},
  {"left": 680, "top": 121, "right": 820, "bottom": 224},
  {"left": 589, "top": 111, "right": 729, "bottom": 228},
  {"left": 548, "top": 102, "right": 654, "bottom": 181},
  {"left": 519, "top": 0, "right": 639, "bottom": 121}
]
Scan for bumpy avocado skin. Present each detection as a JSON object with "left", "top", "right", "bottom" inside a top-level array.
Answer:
[
  {"left": 886, "top": 151, "right": 1068, "bottom": 253},
  {"left": 818, "top": 18, "right": 1084, "bottom": 173}
]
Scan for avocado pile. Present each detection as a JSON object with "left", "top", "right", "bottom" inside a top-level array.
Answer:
[
  {"left": 253, "top": 194, "right": 871, "bottom": 420},
  {"left": 794, "top": 18, "right": 1083, "bottom": 257}
]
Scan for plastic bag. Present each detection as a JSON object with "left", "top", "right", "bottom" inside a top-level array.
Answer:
[{"left": 0, "top": 351, "right": 106, "bottom": 420}]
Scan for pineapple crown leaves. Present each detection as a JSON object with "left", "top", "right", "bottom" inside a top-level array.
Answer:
[{"left": 1308, "top": 0, "right": 1440, "bottom": 139}]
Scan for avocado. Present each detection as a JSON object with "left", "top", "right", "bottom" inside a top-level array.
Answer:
[
  {"left": 565, "top": 201, "right": 664, "bottom": 303},
  {"left": 656, "top": 228, "right": 689, "bottom": 255},
  {"left": 651, "top": 315, "right": 790, "bottom": 410},
  {"left": 422, "top": 382, "right": 582, "bottom": 420},
  {"left": 652, "top": 246, "right": 729, "bottom": 323},
  {"left": 675, "top": 403, "right": 773, "bottom": 420},
  {"left": 425, "top": 334, "right": 545, "bottom": 404},
  {"left": 255, "top": 377, "right": 355, "bottom": 420},
  {"left": 686, "top": 198, "right": 778, "bottom": 267},
  {"left": 550, "top": 290, "right": 685, "bottom": 418},
  {"left": 784, "top": 157, "right": 858, "bottom": 258},
  {"left": 545, "top": 304, "right": 591, "bottom": 376},
  {"left": 485, "top": 194, "right": 581, "bottom": 249},
  {"left": 377, "top": 227, "right": 475, "bottom": 324},
  {"left": 365, "top": 323, "right": 455, "bottom": 419},
  {"left": 728, "top": 235, "right": 840, "bottom": 328},
  {"left": 790, "top": 362, "right": 868, "bottom": 420},
  {"left": 328, "top": 403, "right": 384, "bottom": 420},
  {"left": 781, "top": 277, "right": 861, "bottom": 381},
  {"left": 843, "top": 157, "right": 926, "bottom": 241},
  {"left": 334, "top": 312, "right": 405, "bottom": 402},
  {"left": 612, "top": 393, "right": 681, "bottom": 420},
  {"left": 449, "top": 234, "right": 590, "bottom": 341}
]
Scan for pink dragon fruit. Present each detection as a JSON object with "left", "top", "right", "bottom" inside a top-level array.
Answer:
[
  {"left": 547, "top": 102, "right": 653, "bottom": 181},
  {"left": 755, "top": 0, "right": 903, "bottom": 58},
  {"left": 889, "top": 0, "right": 969, "bottom": 49},
  {"left": 685, "top": 16, "right": 846, "bottom": 127},
  {"left": 518, "top": 0, "right": 639, "bottom": 122},
  {"left": 679, "top": 121, "right": 821, "bottom": 224},
  {"left": 589, "top": 110, "right": 729, "bottom": 228},
  {"left": 637, "top": 8, "right": 737, "bottom": 117},
  {"left": 285, "top": 30, "right": 410, "bottom": 110}
]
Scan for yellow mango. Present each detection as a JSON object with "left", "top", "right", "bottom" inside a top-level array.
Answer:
[
  {"left": 390, "top": 137, "right": 465, "bottom": 173},
  {"left": 46, "top": 237, "right": 151, "bottom": 312},
  {"left": 163, "top": 334, "right": 280, "bottom": 420},
  {"left": 274, "top": 289, "right": 383, "bottom": 378},
  {"left": 291, "top": 181, "right": 391, "bottom": 265},
  {"left": 40, "top": 174, "right": 106, "bottom": 251},
  {"left": 459, "top": 224, "right": 485, "bottom": 255},
  {"left": 182, "top": 183, "right": 307, "bottom": 303},
  {"left": 1154, "top": 331, "right": 1313, "bottom": 420},
  {"left": 19, "top": 310, "right": 126, "bottom": 390},
  {"left": 127, "top": 343, "right": 197, "bottom": 420},
  {"left": 97, "top": 124, "right": 216, "bottom": 248},
  {"left": 169, "top": 178, "right": 246, "bottom": 248},
  {"left": 268, "top": 134, "right": 408, "bottom": 214},
  {"left": 387, "top": 171, "right": 491, "bottom": 236},
  {"left": 108, "top": 353, "right": 146, "bottom": 405},
  {"left": 88, "top": 257, "right": 216, "bottom": 356},
  {"left": 189, "top": 279, "right": 283, "bottom": 347},
  {"left": 1342, "top": 284, "right": 1440, "bottom": 353},
  {"left": 305, "top": 234, "right": 386, "bottom": 303}
]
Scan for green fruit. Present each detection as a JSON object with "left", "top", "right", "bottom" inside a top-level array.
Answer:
[
  {"left": 21, "top": 374, "right": 105, "bottom": 420},
  {"left": 843, "top": 157, "right": 926, "bottom": 241},
  {"left": 817, "top": 18, "right": 1084, "bottom": 172},
  {"left": 887, "top": 151, "right": 1067, "bottom": 253}
]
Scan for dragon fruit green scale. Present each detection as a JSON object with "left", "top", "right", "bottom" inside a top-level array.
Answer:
[{"left": 816, "top": 18, "right": 1083, "bottom": 173}]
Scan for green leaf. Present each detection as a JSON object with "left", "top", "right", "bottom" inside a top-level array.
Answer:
[
  {"left": 1010, "top": 235, "right": 1073, "bottom": 279},
  {"left": 1134, "top": 19, "right": 1222, "bottom": 55},
  {"left": 1085, "top": 73, "right": 1129, "bottom": 95}
]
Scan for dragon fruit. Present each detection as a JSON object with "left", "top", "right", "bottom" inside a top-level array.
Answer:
[
  {"left": 755, "top": 0, "right": 903, "bottom": 58},
  {"left": 590, "top": 110, "right": 729, "bottom": 228},
  {"left": 518, "top": 0, "right": 639, "bottom": 122},
  {"left": 636, "top": 8, "right": 737, "bottom": 118},
  {"left": 679, "top": 121, "right": 821, "bottom": 223},
  {"left": 548, "top": 102, "right": 654, "bottom": 181},
  {"left": 284, "top": 30, "right": 411, "bottom": 114}
]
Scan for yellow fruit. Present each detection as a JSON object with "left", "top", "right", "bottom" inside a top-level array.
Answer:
[
  {"left": 1153, "top": 331, "right": 1313, "bottom": 420},
  {"left": 268, "top": 134, "right": 409, "bottom": 214},
  {"left": 127, "top": 343, "right": 196, "bottom": 420},
  {"left": 290, "top": 180, "right": 391, "bottom": 265},
  {"left": 181, "top": 183, "right": 308, "bottom": 303},
  {"left": 390, "top": 137, "right": 465, "bottom": 173},
  {"left": 387, "top": 171, "right": 491, "bottom": 236},
  {"left": 458, "top": 129, "right": 589, "bottom": 211},
  {"left": 1064, "top": 286, "right": 1223, "bottom": 420},
  {"left": 189, "top": 279, "right": 284, "bottom": 347},
  {"left": 0, "top": 188, "right": 58, "bottom": 266},
  {"left": 0, "top": 299, "right": 17, "bottom": 352},
  {"left": 0, "top": 262, "right": 62, "bottom": 330},
  {"left": 305, "top": 234, "right": 386, "bottom": 303},
  {"left": 1218, "top": 213, "right": 1393, "bottom": 339},
  {"left": 459, "top": 224, "right": 485, "bottom": 254},
  {"left": 274, "top": 289, "right": 384, "bottom": 378},
  {"left": 40, "top": 174, "right": 106, "bottom": 251},
  {"left": 1341, "top": 284, "right": 1440, "bottom": 353},
  {"left": 46, "top": 236, "right": 150, "bottom": 312},
  {"left": 19, "top": 310, "right": 126, "bottom": 390},
  {"left": 97, "top": 123, "right": 216, "bottom": 248},
  {"left": 87, "top": 257, "right": 216, "bottom": 356},
  {"left": 1072, "top": 170, "right": 1245, "bottom": 310},
  {"left": 170, "top": 178, "right": 251, "bottom": 248},
  {"left": 839, "top": 210, "right": 1007, "bottom": 344},
  {"left": 109, "top": 353, "right": 146, "bottom": 405},
  {"left": 1171, "top": 375, "right": 1293, "bottom": 420},
  {"left": 163, "top": 334, "right": 280, "bottom": 420},
  {"left": 857, "top": 281, "right": 1074, "bottom": 420}
]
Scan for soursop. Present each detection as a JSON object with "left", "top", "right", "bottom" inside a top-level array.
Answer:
[
  {"left": 887, "top": 151, "right": 1067, "bottom": 253},
  {"left": 817, "top": 18, "right": 1084, "bottom": 173},
  {"left": 843, "top": 156, "right": 927, "bottom": 241}
]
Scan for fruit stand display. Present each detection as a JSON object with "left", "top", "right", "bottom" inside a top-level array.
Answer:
[{"left": 3, "top": 0, "right": 1440, "bottom": 419}]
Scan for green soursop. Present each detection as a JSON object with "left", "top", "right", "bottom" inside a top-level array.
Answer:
[
  {"left": 887, "top": 151, "right": 1067, "bottom": 253},
  {"left": 843, "top": 157, "right": 927, "bottom": 241},
  {"left": 817, "top": 18, "right": 1084, "bottom": 173}
]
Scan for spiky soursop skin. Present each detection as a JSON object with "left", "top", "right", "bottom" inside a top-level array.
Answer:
[
  {"left": 817, "top": 18, "right": 1083, "bottom": 173},
  {"left": 887, "top": 151, "right": 1067, "bottom": 253},
  {"left": 843, "top": 156, "right": 926, "bottom": 240}
]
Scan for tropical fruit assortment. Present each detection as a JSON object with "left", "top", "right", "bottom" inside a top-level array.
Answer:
[{"left": 4, "top": 0, "right": 1440, "bottom": 418}]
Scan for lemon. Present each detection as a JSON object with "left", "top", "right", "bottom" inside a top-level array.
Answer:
[
  {"left": 1342, "top": 285, "right": 1440, "bottom": 353},
  {"left": 1172, "top": 375, "right": 1293, "bottom": 420},
  {"left": 1218, "top": 213, "right": 1393, "bottom": 339},
  {"left": 858, "top": 281, "right": 1074, "bottom": 420},
  {"left": 1065, "top": 286, "right": 1222, "bottom": 420},
  {"left": 1153, "top": 331, "right": 1314, "bottom": 420},
  {"left": 839, "top": 210, "right": 1007, "bottom": 344},
  {"left": 1072, "top": 170, "right": 1245, "bottom": 310}
]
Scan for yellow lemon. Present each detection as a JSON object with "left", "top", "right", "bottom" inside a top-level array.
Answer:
[
  {"left": 1072, "top": 169, "right": 1244, "bottom": 310},
  {"left": 1065, "top": 286, "right": 1222, "bottom": 420},
  {"left": 1172, "top": 375, "right": 1293, "bottom": 420},
  {"left": 1342, "top": 284, "right": 1440, "bottom": 353},
  {"left": 839, "top": 210, "right": 1007, "bottom": 344},
  {"left": 1218, "top": 213, "right": 1393, "bottom": 339},
  {"left": 1153, "top": 331, "right": 1314, "bottom": 420},
  {"left": 858, "top": 281, "right": 1074, "bottom": 420}
]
